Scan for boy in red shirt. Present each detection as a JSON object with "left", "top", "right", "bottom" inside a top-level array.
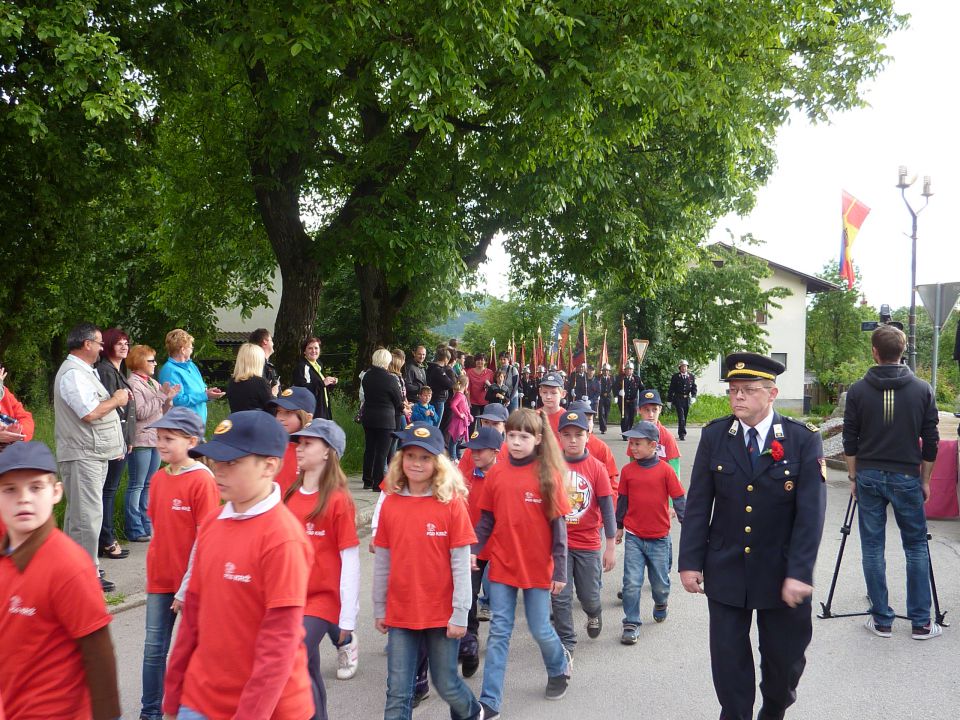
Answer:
[
  {"left": 552, "top": 410, "right": 616, "bottom": 656},
  {"left": 637, "top": 389, "right": 681, "bottom": 475},
  {"left": 538, "top": 372, "right": 567, "bottom": 434},
  {"left": 616, "top": 421, "right": 686, "bottom": 645},
  {"left": 162, "top": 410, "right": 314, "bottom": 720},
  {"left": 0, "top": 441, "right": 121, "bottom": 720},
  {"left": 140, "top": 407, "right": 219, "bottom": 720},
  {"left": 565, "top": 401, "right": 619, "bottom": 496}
]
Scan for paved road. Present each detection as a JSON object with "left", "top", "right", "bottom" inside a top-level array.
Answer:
[{"left": 111, "top": 424, "right": 960, "bottom": 719}]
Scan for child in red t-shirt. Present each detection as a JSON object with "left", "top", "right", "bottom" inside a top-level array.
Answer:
[
  {"left": 162, "top": 410, "right": 314, "bottom": 720},
  {"left": 286, "top": 419, "right": 361, "bottom": 718},
  {"left": 374, "top": 422, "right": 480, "bottom": 720},
  {"left": 637, "top": 389, "right": 681, "bottom": 475},
  {"left": 0, "top": 442, "right": 120, "bottom": 720},
  {"left": 538, "top": 372, "right": 567, "bottom": 435},
  {"left": 140, "top": 407, "right": 219, "bottom": 720},
  {"left": 473, "top": 408, "right": 573, "bottom": 717},
  {"left": 616, "top": 421, "right": 686, "bottom": 645},
  {"left": 552, "top": 410, "right": 616, "bottom": 655},
  {"left": 269, "top": 387, "right": 317, "bottom": 495}
]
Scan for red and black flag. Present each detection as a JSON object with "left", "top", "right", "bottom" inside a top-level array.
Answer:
[{"left": 571, "top": 314, "right": 587, "bottom": 369}]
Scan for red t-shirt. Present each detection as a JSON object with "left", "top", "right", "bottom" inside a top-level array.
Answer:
[
  {"left": 546, "top": 408, "right": 564, "bottom": 435},
  {"left": 275, "top": 442, "right": 300, "bottom": 495},
  {"left": 586, "top": 433, "right": 619, "bottom": 493},
  {"left": 563, "top": 454, "right": 613, "bottom": 550},
  {"left": 657, "top": 422, "right": 680, "bottom": 462},
  {"left": 181, "top": 503, "right": 314, "bottom": 720},
  {"left": 478, "top": 460, "right": 571, "bottom": 589},
  {"left": 284, "top": 488, "right": 359, "bottom": 624},
  {"left": 618, "top": 459, "right": 685, "bottom": 539},
  {"left": 0, "top": 529, "right": 112, "bottom": 720},
  {"left": 374, "top": 494, "right": 476, "bottom": 629},
  {"left": 459, "top": 450, "right": 507, "bottom": 526},
  {"left": 466, "top": 368, "right": 494, "bottom": 406},
  {"left": 147, "top": 464, "right": 220, "bottom": 594}
]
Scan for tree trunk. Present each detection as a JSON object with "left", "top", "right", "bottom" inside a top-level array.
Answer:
[{"left": 354, "top": 262, "right": 408, "bottom": 380}]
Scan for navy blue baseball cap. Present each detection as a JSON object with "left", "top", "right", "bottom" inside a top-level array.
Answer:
[
  {"left": 291, "top": 418, "right": 346, "bottom": 458},
  {"left": 0, "top": 441, "right": 57, "bottom": 476},
  {"left": 466, "top": 426, "right": 503, "bottom": 451},
  {"left": 147, "top": 406, "right": 205, "bottom": 438},
  {"left": 638, "top": 389, "right": 663, "bottom": 407},
  {"left": 558, "top": 409, "right": 590, "bottom": 431},
  {"left": 189, "top": 410, "right": 288, "bottom": 461},
  {"left": 567, "top": 401, "right": 596, "bottom": 416},
  {"left": 268, "top": 386, "right": 317, "bottom": 415},
  {"left": 392, "top": 422, "right": 445, "bottom": 456},
  {"left": 539, "top": 372, "right": 565, "bottom": 388},
  {"left": 623, "top": 421, "right": 660, "bottom": 441},
  {"left": 477, "top": 403, "right": 509, "bottom": 422}
]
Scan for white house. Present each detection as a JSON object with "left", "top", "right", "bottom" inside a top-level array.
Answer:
[{"left": 697, "top": 244, "right": 839, "bottom": 412}]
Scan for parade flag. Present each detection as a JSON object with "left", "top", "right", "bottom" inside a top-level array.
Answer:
[
  {"left": 567, "top": 338, "right": 574, "bottom": 375},
  {"left": 557, "top": 324, "right": 570, "bottom": 369},
  {"left": 598, "top": 330, "right": 609, "bottom": 369},
  {"left": 620, "top": 315, "right": 629, "bottom": 371},
  {"left": 571, "top": 313, "right": 588, "bottom": 369},
  {"left": 535, "top": 326, "right": 544, "bottom": 370},
  {"left": 840, "top": 190, "right": 870, "bottom": 290},
  {"left": 520, "top": 339, "right": 526, "bottom": 369}
]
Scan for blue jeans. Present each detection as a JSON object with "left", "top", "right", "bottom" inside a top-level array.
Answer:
[
  {"left": 126, "top": 447, "right": 160, "bottom": 539},
  {"left": 385, "top": 627, "right": 480, "bottom": 720},
  {"left": 447, "top": 434, "right": 462, "bottom": 461},
  {"left": 434, "top": 400, "right": 445, "bottom": 425},
  {"left": 141, "top": 592, "right": 178, "bottom": 720},
  {"left": 856, "top": 469, "right": 932, "bottom": 627},
  {"left": 99, "top": 453, "right": 129, "bottom": 548},
  {"left": 508, "top": 396, "right": 519, "bottom": 412},
  {"left": 622, "top": 533, "right": 672, "bottom": 626},
  {"left": 480, "top": 581, "right": 568, "bottom": 713},
  {"left": 177, "top": 708, "right": 207, "bottom": 720}
]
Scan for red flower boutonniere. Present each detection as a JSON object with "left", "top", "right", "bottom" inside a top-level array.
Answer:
[{"left": 763, "top": 440, "right": 785, "bottom": 461}]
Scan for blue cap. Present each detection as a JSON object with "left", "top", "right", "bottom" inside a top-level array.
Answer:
[
  {"left": 477, "top": 403, "right": 509, "bottom": 422},
  {"left": 465, "top": 426, "right": 503, "bottom": 451},
  {"left": 558, "top": 409, "right": 590, "bottom": 431},
  {"left": 0, "top": 441, "right": 57, "bottom": 476},
  {"left": 567, "top": 400, "right": 596, "bottom": 416},
  {"left": 623, "top": 420, "right": 660, "bottom": 442},
  {"left": 539, "top": 372, "right": 565, "bottom": 387},
  {"left": 147, "top": 406, "right": 205, "bottom": 438},
  {"left": 268, "top": 386, "right": 317, "bottom": 415},
  {"left": 392, "top": 421, "right": 445, "bottom": 456},
  {"left": 638, "top": 389, "right": 663, "bottom": 406},
  {"left": 290, "top": 418, "right": 346, "bottom": 458},
  {"left": 189, "top": 410, "right": 288, "bottom": 461}
]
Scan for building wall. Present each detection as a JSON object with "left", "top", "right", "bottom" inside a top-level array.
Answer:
[
  {"left": 697, "top": 267, "right": 809, "bottom": 411},
  {"left": 216, "top": 272, "right": 282, "bottom": 336}
]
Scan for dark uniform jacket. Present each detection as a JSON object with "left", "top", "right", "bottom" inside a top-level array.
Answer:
[
  {"left": 520, "top": 377, "right": 539, "bottom": 407},
  {"left": 586, "top": 377, "right": 601, "bottom": 403},
  {"left": 678, "top": 413, "right": 826, "bottom": 610},
  {"left": 599, "top": 375, "right": 614, "bottom": 398},
  {"left": 668, "top": 372, "right": 697, "bottom": 403},
  {"left": 615, "top": 373, "right": 643, "bottom": 403},
  {"left": 568, "top": 372, "right": 589, "bottom": 401}
]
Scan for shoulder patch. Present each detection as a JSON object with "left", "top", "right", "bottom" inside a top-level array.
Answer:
[{"left": 783, "top": 416, "right": 818, "bottom": 432}]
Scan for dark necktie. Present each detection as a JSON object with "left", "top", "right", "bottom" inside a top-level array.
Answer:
[{"left": 747, "top": 427, "right": 760, "bottom": 471}]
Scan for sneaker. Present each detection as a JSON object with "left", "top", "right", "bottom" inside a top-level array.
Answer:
[
  {"left": 562, "top": 646, "right": 573, "bottom": 678},
  {"left": 620, "top": 624, "right": 640, "bottom": 645},
  {"left": 864, "top": 616, "right": 892, "bottom": 638},
  {"left": 911, "top": 623, "right": 943, "bottom": 640},
  {"left": 477, "top": 604, "right": 492, "bottom": 622},
  {"left": 479, "top": 701, "right": 500, "bottom": 720},
  {"left": 586, "top": 614, "right": 602, "bottom": 638},
  {"left": 545, "top": 674, "right": 568, "bottom": 701},
  {"left": 336, "top": 633, "right": 359, "bottom": 679},
  {"left": 653, "top": 604, "right": 668, "bottom": 623}
]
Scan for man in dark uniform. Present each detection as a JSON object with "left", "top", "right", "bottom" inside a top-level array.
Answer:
[
  {"left": 597, "top": 364, "right": 614, "bottom": 434},
  {"left": 616, "top": 363, "right": 642, "bottom": 439},
  {"left": 568, "top": 363, "right": 589, "bottom": 403},
  {"left": 519, "top": 366, "right": 539, "bottom": 409},
  {"left": 668, "top": 359, "right": 697, "bottom": 440},
  {"left": 586, "top": 365, "right": 601, "bottom": 415},
  {"left": 678, "top": 352, "right": 826, "bottom": 720}
]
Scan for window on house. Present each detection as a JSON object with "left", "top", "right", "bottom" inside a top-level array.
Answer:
[
  {"left": 772, "top": 352, "right": 787, "bottom": 370},
  {"left": 755, "top": 306, "right": 768, "bottom": 325}
]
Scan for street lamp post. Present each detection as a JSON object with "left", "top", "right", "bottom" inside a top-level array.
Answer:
[{"left": 896, "top": 166, "right": 933, "bottom": 371}]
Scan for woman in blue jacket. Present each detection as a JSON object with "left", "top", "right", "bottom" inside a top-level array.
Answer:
[{"left": 157, "top": 328, "right": 224, "bottom": 427}]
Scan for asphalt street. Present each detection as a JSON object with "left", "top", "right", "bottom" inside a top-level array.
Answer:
[{"left": 110, "top": 422, "right": 960, "bottom": 719}]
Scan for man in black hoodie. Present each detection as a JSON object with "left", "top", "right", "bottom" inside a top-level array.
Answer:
[{"left": 843, "top": 324, "right": 941, "bottom": 640}]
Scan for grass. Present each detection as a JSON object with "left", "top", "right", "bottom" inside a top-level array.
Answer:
[{"left": 105, "top": 592, "right": 127, "bottom": 606}]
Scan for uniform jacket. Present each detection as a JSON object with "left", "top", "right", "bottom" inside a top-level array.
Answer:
[
  {"left": 599, "top": 375, "right": 614, "bottom": 399},
  {"left": 586, "top": 377, "right": 601, "bottom": 402},
  {"left": 615, "top": 374, "right": 643, "bottom": 403},
  {"left": 668, "top": 372, "right": 697, "bottom": 403},
  {"left": 568, "top": 372, "right": 589, "bottom": 402},
  {"left": 678, "top": 413, "right": 826, "bottom": 610}
]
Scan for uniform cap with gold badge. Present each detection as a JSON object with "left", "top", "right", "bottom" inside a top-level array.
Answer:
[
  {"left": 189, "top": 410, "right": 288, "bottom": 461},
  {"left": 465, "top": 426, "right": 503, "bottom": 451},
  {"left": 391, "top": 421, "right": 445, "bottom": 455},
  {"left": 267, "top": 386, "right": 317, "bottom": 415},
  {"left": 722, "top": 352, "right": 786, "bottom": 382},
  {"left": 558, "top": 409, "right": 590, "bottom": 431},
  {"left": 638, "top": 389, "right": 663, "bottom": 407}
]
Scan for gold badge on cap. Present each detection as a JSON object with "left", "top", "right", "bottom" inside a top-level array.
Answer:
[
  {"left": 471, "top": 431, "right": 479, "bottom": 439},
  {"left": 735, "top": 362, "right": 746, "bottom": 370},
  {"left": 784, "top": 480, "right": 795, "bottom": 492},
  {"left": 567, "top": 413, "right": 578, "bottom": 420},
  {"left": 281, "top": 388, "right": 293, "bottom": 397},
  {"left": 413, "top": 427, "right": 431, "bottom": 438},
  {"left": 644, "top": 392, "right": 654, "bottom": 398},
  {"left": 213, "top": 419, "right": 233, "bottom": 435}
]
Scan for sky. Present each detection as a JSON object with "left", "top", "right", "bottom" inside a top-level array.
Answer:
[{"left": 477, "top": 0, "right": 958, "bottom": 315}]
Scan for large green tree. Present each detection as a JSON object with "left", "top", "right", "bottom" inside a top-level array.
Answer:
[
  {"left": 110, "top": 0, "right": 904, "bottom": 380},
  {"left": 461, "top": 295, "right": 562, "bottom": 360}
]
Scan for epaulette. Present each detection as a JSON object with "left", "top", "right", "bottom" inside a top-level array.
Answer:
[
  {"left": 783, "top": 416, "right": 818, "bottom": 432},
  {"left": 705, "top": 414, "right": 734, "bottom": 427}
]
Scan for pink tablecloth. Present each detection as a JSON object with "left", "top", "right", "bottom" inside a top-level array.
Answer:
[{"left": 926, "top": 440, "right": 959, "bottom": 519}]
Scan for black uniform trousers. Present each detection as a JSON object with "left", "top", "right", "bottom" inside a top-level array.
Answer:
[
  {"left": 598, "top": 396, "right": 611, "bottom": 433},
  {"left": 675, "top": 397, "right": 690, "bottom": 439},
  {"left": 619, "top": 400, "right": 636, "bottom": 434},
  {"left": 708, "top": 598, "right": 812, "bottom": 720}
]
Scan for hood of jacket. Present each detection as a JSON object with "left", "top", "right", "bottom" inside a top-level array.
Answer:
[{"left": 863, "top": 363, "right": 914, "bottom": 390}]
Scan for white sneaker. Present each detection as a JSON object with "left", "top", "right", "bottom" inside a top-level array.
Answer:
[
  {"left": 337, "top": 633, "right": 359, "bottom": 679},
  {"left": 911, "top": 622, "right": 943, "bottom": 640},
  {"left": 864, "top": 616, "right": 892, "bottom": 638}
]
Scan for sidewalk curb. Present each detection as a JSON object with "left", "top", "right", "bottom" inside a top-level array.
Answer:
[{"left": 112, "top": 592, "right": 147, "bottom": 615}]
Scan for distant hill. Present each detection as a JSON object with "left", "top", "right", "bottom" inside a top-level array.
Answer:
[{"left": 432, "top": 307, "right": 484, "bottom": 338}]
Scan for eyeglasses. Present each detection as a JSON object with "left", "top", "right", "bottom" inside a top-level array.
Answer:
[
  {"left": 86, "top": 338, "right": 104, "bottom": 347},
  {"left": 726, "top": 385, "right": 772, "bottom": 398}
]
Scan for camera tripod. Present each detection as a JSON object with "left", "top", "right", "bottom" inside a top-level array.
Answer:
[{"left": 817, "top": 494, "right": 949, "bottom": 626}]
